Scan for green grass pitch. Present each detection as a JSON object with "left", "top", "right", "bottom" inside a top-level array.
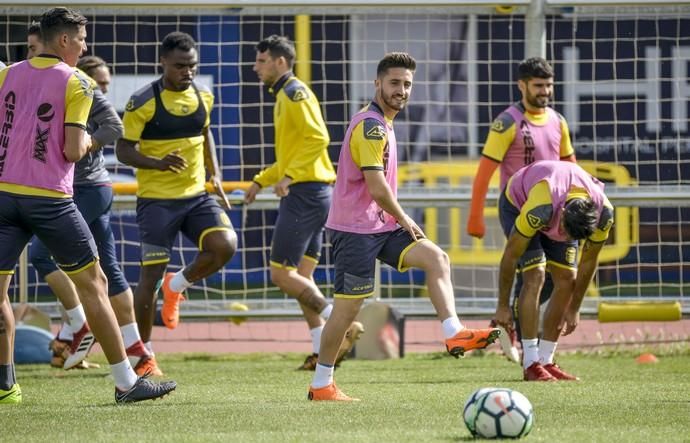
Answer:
[{"left": 4, "top": 349, "right": 689, "bottom": 442}]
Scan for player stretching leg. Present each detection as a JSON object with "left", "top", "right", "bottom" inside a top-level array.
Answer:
[
  {"left": 308, "top": 53, "right": 499, "bottom": 401},
  {"left": 116, "top": 32, "right": 237, "bottom": 374}
]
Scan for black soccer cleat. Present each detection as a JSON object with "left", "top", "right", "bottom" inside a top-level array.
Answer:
[{"left": 115, "top": 371, "right": 177, "bottom": 404}]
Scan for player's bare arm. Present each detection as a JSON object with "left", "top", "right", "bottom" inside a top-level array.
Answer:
[
  {"left": 63, "top": 126, "right": 92, "bottom": 162},
  {"left": 202, "top": 126, "right": 230, "bottom": 209},
  {"left": 561, "top": 239, "right": 605, "bottom": 335},
  {"left": 363, "top": 169, "right": 424, "bottom": 240},
  {"left": 116, "top": 138, "right": 187, "bottom": 173}
]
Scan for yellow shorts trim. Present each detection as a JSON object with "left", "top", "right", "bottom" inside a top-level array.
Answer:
[
  {"left": 397, "top": 238, "right": 429, "bottom": 272},
  {"left": 269, "top": 260, "right": 297, "bottom": 271},
  {"left": 142, "top": 258, "right": 170, "bottom": 266},
  {"left": 63, "top": 259, "right": 98, "bottom": 276},
  {"left": 334, "top": 291, "right": 374, "bottom": 299},
  {"left": 521, "top": 262, "right": 546, "bottom": 273},
  {"left": 198, "top": 227, "right": 232, "bottom": 251},
  {"left": 302, "top": 255, "right": 319, "bottom": 265},
  {"left": 546, "top": 260, "right": 577, "bottom": 271},
  {"left": 0, "top": 270, "right": 15, "bottom": 275}
]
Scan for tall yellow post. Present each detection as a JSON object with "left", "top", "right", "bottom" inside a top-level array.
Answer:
[{"left": 294, "top": 15, "right": 311, "bottom": 86}]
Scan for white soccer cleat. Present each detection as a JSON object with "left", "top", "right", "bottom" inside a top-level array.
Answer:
[
  {"left": 63, "top": 323, "right": 96, "bottom": 370},
  {"left": 496, "top": 325, "right": 520, "bottom": 364}
]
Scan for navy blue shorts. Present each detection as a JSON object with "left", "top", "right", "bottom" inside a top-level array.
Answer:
[
  {"left": 29, "top": 184, "right": 129, "bottom": 296},
  {"left": 136, "top": 193, "right": 233, "bottom": 265},
  {"left": 328, "top": 227, "right": 421, "bottom": 298},
  {"left": 498, "top": 190, "right": 578, "bottom": 271},
  {"left": 0, "top": 191, "right": 97, "bottom": 274},
  {"left": 270, "top": 182, "right": 332, "bottom": 269}
]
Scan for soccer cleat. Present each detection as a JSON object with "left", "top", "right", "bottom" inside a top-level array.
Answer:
[
  {"left": 543, "top": 363, "right": 580, "bottom": 381},
  {"left": 50, "top": 337, "right": 100, "bottom": 369},
  {"left": 445, "top": 327, "right": 501, "bottom": 358},
  {"left": 49, "top": 338, "right": 70, "bottom": 368},
  {"left": 76, "top": 360, "right": 101, "bottom": 369},
  {"left": 115, "top": 371, "right": 176, "bottom": 404},
  {"left": 489, "top": 319, "right": 520, "bottom": 364},
  {"left": 126, "top": 340, "right": 148, "bottom": 368},
  {"left": 335, "top": 321, "right": 365, "bottom": 367},
  {"left": 297, "top": 353, "right": 319, "bottom": 371},
  {"left": 63, "top": 323, "right": 96, "bottom": 370},
  {"left": 307, "top": 383, "right": 359, "bottom": 402},
  {"left": 126, "top": 341, "right": 163, "bottom": 377},
  {"left": 160, "top": 272, "right": 186, "bottom": 330},
  {"left": 0, "top": 384, "right": 21, "bottom": 404},
  {"left": 134, "top": 356, "right": 164, "bottom": 377},
  {"left": 523, "top": 362, "right": 557, "bottom": 382}
]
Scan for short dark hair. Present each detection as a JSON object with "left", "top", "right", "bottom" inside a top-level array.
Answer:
[
  {"left": 77, "top": 55, "right": 108, "bottom": 77},
  {"left": 28, "top": 20, "right": 41, "bottom": 38},
  {"left": 160, "top": 31, "right": 196, "bottom": 57},
  {"left": 562, "top": 198, "right": 599, "bottom": 240},
  {"left": 376, "top": 52, "right": 416, "bottom": 78},
  {"left": 39, "top": 7, "right": 87, "bottom": 44},
  {"left": 518, "top": 57, "right": 554, "bottom": 81},
  {"left": 255, "top": 35, "right": 296, "bottom": 68}
]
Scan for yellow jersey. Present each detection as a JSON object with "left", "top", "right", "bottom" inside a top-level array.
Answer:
[
  {"left": 253, "top": 73, "right": 335, "bottom": 187},
  {"left": 122, "top": 79, "right": 213, "bottom": 199}
]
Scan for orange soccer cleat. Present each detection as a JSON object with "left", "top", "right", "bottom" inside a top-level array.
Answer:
[
  {"left": 160, "top": 272, "right": 186, "bottom": 329},
  {"left": 307, "top": 383, "right": 359, "bottom": 402},
  {"left": 126, "top": 341, "right": 163, "bottom": 377},
  {"left": 133, "top": 355, "right": 164, "bottom": 377},
  {"left": 445, "top": 327, "right": 501, "bottom": 358}
]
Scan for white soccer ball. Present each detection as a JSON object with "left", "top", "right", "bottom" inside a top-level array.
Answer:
[
  {"left": 472, "top": 388, "right": 534, "bottom": 439},
  {"left": 462, "top": 387, "right": 499, "bottom": 437}
]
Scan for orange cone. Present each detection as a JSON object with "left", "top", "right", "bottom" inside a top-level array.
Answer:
[{"left": 635, "top": 353, "right": 658, "bottom": 364}]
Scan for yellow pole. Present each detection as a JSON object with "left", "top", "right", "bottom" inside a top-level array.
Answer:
[
  {"left": 294, "top": 15, "right": 311, "bottom": 87},
  {"left": 111, "top": 181, "right": 251, "bottom": 195},
  {"left": 598, "top": 301, "right": 682, "bottom": 322}
]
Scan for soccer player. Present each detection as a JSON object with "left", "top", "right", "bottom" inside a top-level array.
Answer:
[
  {"left": 307, "top": 52, "right": 500, "bottom": 401},
  {"left": 26, "top": 21, "right": 42, "bottom": 59},
  {"left": 76, "top": 55, "right": 111, "bottom": 93},
  {"left": 26, "top": 24, "right": 155, "bottom": 374},
  {"left": 246, "top": 35, "right": 363, "bottom": 370},
  {"left": 0, "top": 6, "right": 175, "bottom": 404},
  {"left": 116, "top": 31, "right": 237, "bottom": 374},
  {"left": 494, "top": 160, "right": 614, "bottom": 381},
  {"left": 467, "top": 57, "right": 577, "bottom": 363}
]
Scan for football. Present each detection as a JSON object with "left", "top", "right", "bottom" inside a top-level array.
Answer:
[
  {"left": 462, "top": 387, "right": 499, "bottom": 437},
  {"left": 472, "top": 388, "right": 534, "bottom": 439}
]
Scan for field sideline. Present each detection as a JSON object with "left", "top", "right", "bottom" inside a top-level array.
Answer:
[
  {"left": 4, "top": 349, "right": 689, "bottom": 442},
  {"left": 141, "top": 318, "right": 690, "bottom": 354}
]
